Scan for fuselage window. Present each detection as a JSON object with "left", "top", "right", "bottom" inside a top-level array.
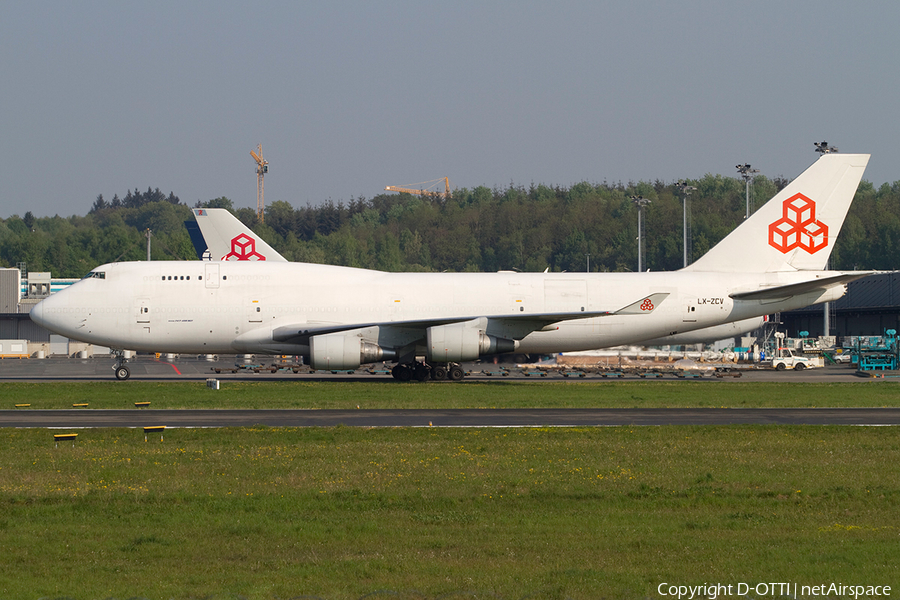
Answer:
[{"left": 223, "top": 275, "right": 227, "bottom": 280}]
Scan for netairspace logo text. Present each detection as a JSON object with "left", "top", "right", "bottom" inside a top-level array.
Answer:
[{"left": 658, "top": 582, "right": 892, "bottom": 600}]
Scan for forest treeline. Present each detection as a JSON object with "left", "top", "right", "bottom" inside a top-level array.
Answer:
[{"left": 2, "top": 176, "right": 900, "bottom": 278}]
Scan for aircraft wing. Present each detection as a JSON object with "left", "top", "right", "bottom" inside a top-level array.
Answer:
[
  {"left": 271, "top": 292, "right": 669, "bottom": 344},
  {"left": 729, "top": 273, "right": 876, "bottom": 301}
]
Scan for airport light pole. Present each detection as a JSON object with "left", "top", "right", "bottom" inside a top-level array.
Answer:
[
  {"left": 814, "top": 141, "right": 838, "bottom": 338},
  {"left": 631, "top": 195, "right": 651, "bottom": 272},
  {"left": 676, "top": 181, "right": 697, "bottom": 268},
  {"left": 736, "top": 164, "right": 760, "bottom": 219}
]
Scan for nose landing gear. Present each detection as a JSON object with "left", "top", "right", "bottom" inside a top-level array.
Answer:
[{"left": 112, "top": 350, "right": 131, "bottom": 380}]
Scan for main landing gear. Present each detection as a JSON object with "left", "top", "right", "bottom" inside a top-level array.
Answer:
[
  {"left": 391, "top": 361, "right": 465, "bottom": 382},
  {"left": 113, "top": 350, "right": 130, "bottom": 381}
]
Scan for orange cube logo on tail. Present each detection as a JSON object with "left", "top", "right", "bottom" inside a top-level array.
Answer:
[{"left": 768, "top": 193, "right": 828, "bottom": 254}]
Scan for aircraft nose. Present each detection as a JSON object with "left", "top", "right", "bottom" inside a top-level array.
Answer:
[
  {"left": 30, "top": 295, "right": 65, "bottom": 334},
  {"left": 30, "top": 300, "right": 46, "bottom": 328}
]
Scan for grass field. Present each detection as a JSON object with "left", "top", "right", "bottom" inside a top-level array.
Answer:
[
  {"left": 0, "top": 382, "right": 898, "bottom": 599},
  {"left": 1, "top": 379, "right": 900, "bottom": 409}
]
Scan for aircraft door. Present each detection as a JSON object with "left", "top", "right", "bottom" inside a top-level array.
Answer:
[
  {"left": 205, "top": 263, "right": 220, "bottom": 289},
  {"left": 388, "top": 295, "right": 404, "bottom": 321},
  {"left": 683, "top": 299, "right": 697, "bottom": 323},
  {"left": 508, "top": 282, "right": 533, "bottom": 313},
  {"left": 136, "top": 298, "right": 151, "bottom": 324},
  {"left": 247, "top": 299, "right": 262, "bottom": 323}
]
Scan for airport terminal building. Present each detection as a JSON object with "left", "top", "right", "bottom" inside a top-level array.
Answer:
[{"left": 0, "top": 268, "right": 80, "bottom": 356}]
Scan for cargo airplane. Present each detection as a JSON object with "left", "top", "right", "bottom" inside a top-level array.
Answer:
[
  {"left": 191, "top": 207, "right": 769, "bottom": 346},
  {"left": 31, "top": 153, "right": 872, "bottom": 381}
]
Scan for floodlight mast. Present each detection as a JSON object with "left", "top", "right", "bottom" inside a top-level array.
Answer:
[
  {"left": 631, "top": 195, "right": 651, "bottom": 272},
  {"left": 736, "top": 163, "right": 760, "bottom": 219},
  {"left": 676, "top": 181, "right": 696, "bottom": 268},
  {"left": 814, "top": 141, "right": 839, "bottom": 154},
  {"left": 814, "top": 141, "right": 839, "bottom": 337}
]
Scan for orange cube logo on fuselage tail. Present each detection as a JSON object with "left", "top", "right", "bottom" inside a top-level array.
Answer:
[{"left": 768, "top": 193, "right": 828, "bottom": 254}]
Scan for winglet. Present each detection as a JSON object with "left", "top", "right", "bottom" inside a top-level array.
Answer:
[{"left": 613, "top": 293, "right": 669, "bottom": 315}]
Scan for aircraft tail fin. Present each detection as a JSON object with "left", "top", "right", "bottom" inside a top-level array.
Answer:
[
  {"left": 683, "top": 153, "right": 869, "bottom": 273},
  {"left": 184, "top": 219, "right": 209, "bottom": 260},
  {"left": 192, "top": 208, "right": 287, "bottom": 262}
]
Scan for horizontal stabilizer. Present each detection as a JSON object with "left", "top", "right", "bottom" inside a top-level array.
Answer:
[{"left": 730, "top": 272, "right": 875, "bottom": 300}]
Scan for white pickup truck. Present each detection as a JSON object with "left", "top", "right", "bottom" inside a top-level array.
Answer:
[{"left": 772, "top": 348, "right": 817, "bottom": 371}]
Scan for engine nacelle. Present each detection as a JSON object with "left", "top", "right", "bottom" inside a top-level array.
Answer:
[
  {"left": 426, "top": 321, "right": 516, "bottom": 362},
  {"left": 310, "top": 333, "right": 395, "bottom": 370}
]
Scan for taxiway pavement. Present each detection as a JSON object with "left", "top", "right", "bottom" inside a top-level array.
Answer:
[{"left": 3, "top": 408, "right": 900, "bottom": 428}]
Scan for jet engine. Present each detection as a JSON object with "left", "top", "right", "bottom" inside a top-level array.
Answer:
[
  {"left": 426, "top": 320, "right": 516, "bottom": 363},
  {"left": 310, "top": 333, "right": 396, "bottom": 370}
]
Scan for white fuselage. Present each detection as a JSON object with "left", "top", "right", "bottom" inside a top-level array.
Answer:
[{"left": 30, "top": 260, "right": 843, "bottom": 357}]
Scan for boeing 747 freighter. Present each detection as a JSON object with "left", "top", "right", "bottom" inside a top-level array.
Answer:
[{"left": 31, "top": 153, "right": 873, "bottom": 380}]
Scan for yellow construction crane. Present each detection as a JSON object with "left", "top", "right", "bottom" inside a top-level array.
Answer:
[
  {"left": 250, "top": 144, "right": 268, "bottom": 222},
  {"left": 385, "top": 177, "right": 450, "bottom": 198}
]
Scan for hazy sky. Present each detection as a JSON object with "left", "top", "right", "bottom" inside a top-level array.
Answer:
[{"left": 3, "top": 1, "right": 899, "bottom": 217}]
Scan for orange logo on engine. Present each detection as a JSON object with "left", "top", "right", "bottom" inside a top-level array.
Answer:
[
  {"left": 223, "top": 234, "right": 266, "bottom": 261},
  {"left": 768, "top": 193, "right": 828, "bottom": 254}
]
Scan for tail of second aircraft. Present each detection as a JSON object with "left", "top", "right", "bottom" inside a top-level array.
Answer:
[
  {"left": 192, "top": 208, "right": 287, "bottom": 262},
  {"left": 683, "top": 153, "right": 869, "bottom": 273}
]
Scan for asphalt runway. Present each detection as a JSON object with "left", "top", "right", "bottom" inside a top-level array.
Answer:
[
  {"left": 3, "top": 408, "right": 900, "bottom": 428},
  {"left": 1, "top": 357, "right": 896, "bottom": 428}
]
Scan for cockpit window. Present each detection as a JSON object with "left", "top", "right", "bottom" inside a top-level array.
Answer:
[{"left": 82, "top": 271, "right": 106, "bottom": 279}]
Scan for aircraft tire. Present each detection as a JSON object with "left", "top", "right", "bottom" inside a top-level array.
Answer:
[
  {"left": 448, "top": 365, "right": 465, "bottom": 381},
  {"left": 431, "top": 365, "right": 448, "bottom": 381},
  {"left": 414, "top": 363, "right": 431, "bottom": 382},
  {"left": 392, "top": 364, "right": 413, "bottom": 382},
  {"left": 115, "top": 366, "right": 131, "bottom": 381}
]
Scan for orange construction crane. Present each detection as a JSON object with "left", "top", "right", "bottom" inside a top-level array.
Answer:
[
  {"left": 385, "top": 177, "right": 450, "bottom": 198},
  {"left": 250, "top": 144, "right": 268, "bottom": 222}
]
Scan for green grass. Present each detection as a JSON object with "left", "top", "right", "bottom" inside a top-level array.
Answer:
[
  {"left": 0, "top": 426, "right": 898, "bottom": 599},
  {"left": 1, "top": 382, "right": 898, "bottom": 598},
  {"left": 1, "top": 379, "right": 900, "bottom": 409}
]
